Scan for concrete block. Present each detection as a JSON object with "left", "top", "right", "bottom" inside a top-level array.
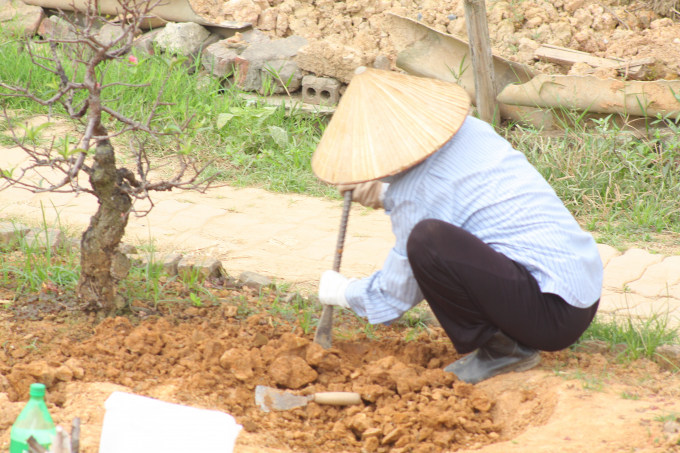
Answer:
[
  {"left": 301, "top": 75, "right": 340, "bottom": 105},
  {"left": 241, "top": 28, "right": 271, "bottom": 45},
  {"left": 0, "top": 0, "right": 44, "bottom": 37},
  {"left": 234, "top": 35, "right": 307, "bottom": 93},
  {"left": 260, "top": 59, "right": 302, "bottom": 94},
  {"left": 177, "top": 255, "right": 223, "bottom": 282},
  {"left": 240, "top": 34, "right": 307, "bottom": 61},
  {"left": 153, "top": 22, "right": 210, "bottom": 57},
  {"left": 238, "top": 271, "right": 273, "bottom": 290}
]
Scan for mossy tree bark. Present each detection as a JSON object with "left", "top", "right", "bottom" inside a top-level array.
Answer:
[{"left": 77, "top": 140, "right": 131, "bottom": 313}]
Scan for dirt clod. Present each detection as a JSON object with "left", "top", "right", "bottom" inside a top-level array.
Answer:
[
  {"left": 269, "top": 356, "right": 318, "bottom": 389},
  {"left": 220, "top": 348, "right": 255, "bottom": 381}
]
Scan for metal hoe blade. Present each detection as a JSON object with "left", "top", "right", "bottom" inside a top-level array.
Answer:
[
  {"left": 314, "top": 190, "right": 353, "bottom": 350},
  {"left": 255, "top": 385, "right": 311, "bottom": 412}
]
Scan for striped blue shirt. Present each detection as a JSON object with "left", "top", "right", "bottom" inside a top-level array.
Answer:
[{"left": 345, "top": 117, "right": 603, "bottom": 325}]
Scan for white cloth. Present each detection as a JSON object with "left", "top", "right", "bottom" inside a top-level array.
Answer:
[
  {"left": 346, "top": 116, "right": 603, "bottom": 325},
  {"left": 318, "top": 270, "right": 354, "bottom": 309}
]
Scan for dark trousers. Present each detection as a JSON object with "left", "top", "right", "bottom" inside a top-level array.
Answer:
[{"left": 406, "top": 219, "right": 599, "bottom": 354}]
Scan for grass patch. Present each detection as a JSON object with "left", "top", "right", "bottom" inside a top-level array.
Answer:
[
  {"left": 506, "top": 114, "right": 680, "bottom": 243},
  {"left": 577, "top": 311, "right": 679, "bottom": 361},
  {"left": 0, "top": 35, "right": 335, "bottom": 198},
  {"left": 2, "top": 35, "right": 679, "bottom": 243}
]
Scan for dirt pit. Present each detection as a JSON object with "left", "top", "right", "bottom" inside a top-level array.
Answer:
[
  {"left": 189, "top": 0, "right": 680, "bottom": 81},
  {"left": 1, "top": 297, "right": 680, "bottom": 453}
]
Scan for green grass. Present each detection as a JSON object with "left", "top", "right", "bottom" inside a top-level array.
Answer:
[
  {"left": 577, "top": 311, "right": 679, "bottom": 361},
  {"left": 0, "top": 34, "right": 336, "bottom": 198},
  {"left": 2, "top": 33, "right": 680, "bottom": 240},
  {"left": 506, "top": 114, "right": 680, "bottom": 243}
]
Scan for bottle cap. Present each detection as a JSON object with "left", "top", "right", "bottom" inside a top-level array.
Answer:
[{"left": 29, "top": 383, "right": 46, "bottom": 397}]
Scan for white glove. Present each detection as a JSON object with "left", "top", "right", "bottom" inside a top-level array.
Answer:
[
  {"left": 337, "top": 181, "right": 389, "bottom": 209},
  {"left": 318, "top": 270, "right": 355, "bottom": 309}
]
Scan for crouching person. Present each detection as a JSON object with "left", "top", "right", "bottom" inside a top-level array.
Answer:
[{"left": 312, "top": 68, "right": 602, "bottom": 384}]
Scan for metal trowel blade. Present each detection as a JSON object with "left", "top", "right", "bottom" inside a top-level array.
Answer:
[{"left": 255, "top": 385, "right": 311, "bottom": 412}]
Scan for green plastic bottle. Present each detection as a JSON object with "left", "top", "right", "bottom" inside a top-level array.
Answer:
[{"left": 9, "top": 383, "right": 57, "bottom": 453}]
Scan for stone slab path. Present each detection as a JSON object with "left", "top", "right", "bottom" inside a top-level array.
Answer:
[{"left": 2, "top": 146, "right": 679, "bottom": 326}]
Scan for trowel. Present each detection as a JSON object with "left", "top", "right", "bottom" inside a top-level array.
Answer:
[
  {"left": 313, "top": 189, "right": 353, "bottom": 349},
  {"left": 255, "top": 385, "right": 361, "bottom": 412}
]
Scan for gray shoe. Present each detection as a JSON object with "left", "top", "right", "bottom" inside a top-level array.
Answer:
[{"left": 444, "top": 331, "right": 541, "bottom": 384}]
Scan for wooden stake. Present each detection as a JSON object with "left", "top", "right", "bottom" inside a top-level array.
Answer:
[{"left": 463, "top": 0, "right": 499, "bottom": 125}]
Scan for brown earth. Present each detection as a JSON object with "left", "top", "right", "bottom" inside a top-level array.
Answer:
[
  {"left": 189, "top": 0, "right": 680, "bottom": 81},
  {"left": 1, "top": 293, "right": 679, "bottom": 453}
]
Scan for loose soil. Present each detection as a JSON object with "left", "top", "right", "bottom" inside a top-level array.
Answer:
[
  {"left": 189, "top": 0, "right": 680, "bottom": 81},
  {"left": 1, "top": 287, "right": 679, "bottom": 453}
]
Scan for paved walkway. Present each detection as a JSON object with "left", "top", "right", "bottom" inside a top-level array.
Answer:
[{"left": 1, "top": 145, "right": 679, "bottom": 326}]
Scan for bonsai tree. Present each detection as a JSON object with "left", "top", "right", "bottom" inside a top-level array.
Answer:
[{"left": 0, "top": 0, "right": 219, "bottom": 314}]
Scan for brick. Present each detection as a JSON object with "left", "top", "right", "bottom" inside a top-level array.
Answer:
[
  {"left": 202, "top": 41, "right": 241, "bottom": 77},
  {"left": 602, "top": 248, "right": 663, "bottom": 290},
  {"left": 0, "top": 0, "right": 44, "bottom": 37},
  {"left": 301, "top": 75, "right": 340, "bottom": 105},
  {"left": 234, "top": 35, "right": 307, "bottom": 93}
]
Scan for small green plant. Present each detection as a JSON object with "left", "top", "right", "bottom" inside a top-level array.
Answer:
[
  {"left": 578, "top": 311, "right": 678, "bottom": 361},
  {"left": 653, "top": 411, "right": 679, "bottom": 423},
  {"left": 446, "top": 55, "right": 469, "bottom": 85},
  {"left": 620, "top": 391, "right": 640, "bottom": 400},
  {"left": 262, "top": 63, "right": 296, "bottom": 97},
  {"left": 189, "top": 292, "right": 203, "bottom": 307}
]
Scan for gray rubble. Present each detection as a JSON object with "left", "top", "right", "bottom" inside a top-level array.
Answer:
[
  {"left": 153, "top": 22, "right": 210, "bottom": 57},
  {"left": 238, "top": 271, "right": 273, "bottom": 290}
]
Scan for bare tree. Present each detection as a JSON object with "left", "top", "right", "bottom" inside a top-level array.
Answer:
[{"left": 0, "top": 0, "right": 219, "bottom": 314}]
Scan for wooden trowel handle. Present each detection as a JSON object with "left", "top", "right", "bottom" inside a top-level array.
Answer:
[{"left": 312, "top": 392, "right": 362, "bottom": 406}]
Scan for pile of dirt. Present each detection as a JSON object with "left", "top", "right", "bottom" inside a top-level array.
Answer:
[
  {"left": 1, "top": 302, "right": 680, "bottom": 453},
  {"left": 0, "top": 303, "right": 564, "bottom": 453},
  {"left": 189, "top": 0, "right": 680, "bottom": 81}
]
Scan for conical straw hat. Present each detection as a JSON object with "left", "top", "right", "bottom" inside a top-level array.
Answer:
[{"left": 312, "top": 67, "right": 470, "bottom": 185}]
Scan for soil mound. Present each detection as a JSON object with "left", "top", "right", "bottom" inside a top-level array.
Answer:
[{"left": 0, "top": 309, "right": 557, "bottom": 452}]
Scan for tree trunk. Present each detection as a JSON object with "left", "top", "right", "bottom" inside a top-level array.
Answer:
[{"left": 77, "top": 140, "right": 131, "bottom": 313}]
